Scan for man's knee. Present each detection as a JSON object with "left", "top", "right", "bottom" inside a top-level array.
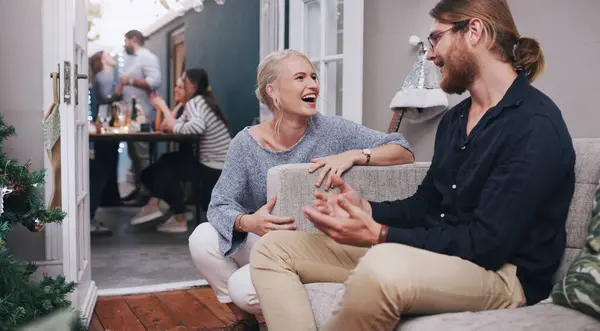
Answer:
[
  {"left": 249, "top": 230, "right": 295, "bottom": 267},
  {"left": 345, "top": 244, "right": 420, "bottom": 302},
  {"left": 188, "top": 222, "right": 221, "bottom": 267},
  {"left": 228, "top": 265, "right": 261, "bottom": 315}
]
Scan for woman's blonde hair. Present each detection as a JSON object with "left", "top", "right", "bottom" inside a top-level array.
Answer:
[{"left": 255, "top": 49, "right": 318, "bottom": 138}]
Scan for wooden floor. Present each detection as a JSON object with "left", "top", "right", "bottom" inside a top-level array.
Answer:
[{"left": 90, "top": 287, "right": 238, "bottom": 330}]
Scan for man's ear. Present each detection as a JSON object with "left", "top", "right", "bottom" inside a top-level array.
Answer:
[{"left": 468, "top": 18, "right": 485, "bottom": 45}]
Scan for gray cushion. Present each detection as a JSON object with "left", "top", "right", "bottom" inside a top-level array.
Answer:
[
  {"left": 305, "top": 283, "right": 600, "bottom": 330},
  {"left": 395, "top": 303, "right": 600, "bottom": 331},
  {"left": 305, "top": 283, "right": 345, "bottom": 328},
  {"left": 566, "top": 139, "right": 600, "bottom": 250},
  {"left": 267, "top": 162, "right": 430, "bottom": 233}
]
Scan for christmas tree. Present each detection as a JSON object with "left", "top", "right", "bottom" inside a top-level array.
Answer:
[{"left": 0, "top": 113, "right": 86, "bottom": 330}]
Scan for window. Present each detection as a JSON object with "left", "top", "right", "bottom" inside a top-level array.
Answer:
[{"left": 289, "top": 0, "right": 363, "bottom": 123}]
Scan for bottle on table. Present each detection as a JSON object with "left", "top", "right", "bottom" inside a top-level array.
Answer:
[{"left": 131, "top": 96, "right": 137, "bottom": 122}]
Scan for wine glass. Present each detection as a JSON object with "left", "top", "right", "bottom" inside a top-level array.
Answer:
[{"left": 97, "top": 104, "right": 111, "bottom": 131}]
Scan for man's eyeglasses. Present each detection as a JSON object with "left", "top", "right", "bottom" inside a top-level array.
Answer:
[{"left": 427, "top": 20, "right": 471, "bottom": 50}]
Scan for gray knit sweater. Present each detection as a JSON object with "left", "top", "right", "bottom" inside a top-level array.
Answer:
[{"left": 206, "top": 113, "right": 413, "bottom": 256}]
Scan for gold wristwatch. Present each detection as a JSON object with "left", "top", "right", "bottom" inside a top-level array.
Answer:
[{"left": 361, "top": 148, "right": 371, "bottom": 165}]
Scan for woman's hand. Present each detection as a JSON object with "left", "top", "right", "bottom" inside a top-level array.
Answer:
[
  {"left": 309, "top": 150, "right": 363, "bottom": 190},
  {"left": 240, "top": 196, "right": 296, "bottom": 236},
  {"left": 150, "top": 92, "right": 169, "bottom": 111},
  {"left": 160, "top": 117, "right": 177, "bottom": 133}
]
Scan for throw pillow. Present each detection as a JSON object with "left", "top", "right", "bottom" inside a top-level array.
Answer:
[{"left": 551, "top": 184, "right": 600, "bottom": 319}]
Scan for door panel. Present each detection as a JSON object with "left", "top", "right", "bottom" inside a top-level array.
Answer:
[
  {"left": 56, "top": 0, "right": 96, "bottom": 321},
  {"left": 72, "top": 0, "right": 93, "bottom": 316},
  {"left": 43, "top": 0, "right": 96, "bottom": 322}
]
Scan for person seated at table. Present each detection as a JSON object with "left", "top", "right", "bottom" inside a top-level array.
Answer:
[
  {"left": 130, "top": 68, "right": 232, "bottom": 233},
  {"left": 154, "top": 76, "right": 186, "bottom": 131},
  {"left": 154, "top": 75, "right": 190, "bottom": 154},
  {"left": 187, "top": 49, "right": 414, "bottom": 330}
]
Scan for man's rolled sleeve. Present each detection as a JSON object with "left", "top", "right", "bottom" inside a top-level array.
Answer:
[{"left": 143, "top": 55, "right": 161, "bottom": 91}]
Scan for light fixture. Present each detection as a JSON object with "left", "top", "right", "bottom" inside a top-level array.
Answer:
[
  {"left": 193, "top": 0, "right": 204, "bottom": 12},
  {"left": 215, "top": 0, "right": 225, "bottom": 4},
  {"left": 166, "top": 0, "right": 186, "bottom": 15}
]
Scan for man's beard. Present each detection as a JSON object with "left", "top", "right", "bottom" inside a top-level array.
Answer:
[
  {"left": 440, "top": 40, "right": 478, "bottom": 95},
  {"left": 124, "top": 46, "right": 134, "bottom": 55}
]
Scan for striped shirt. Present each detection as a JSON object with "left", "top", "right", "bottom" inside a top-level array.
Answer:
[{"left": 173, "top": 95, "right": 231, "bottom": 169}]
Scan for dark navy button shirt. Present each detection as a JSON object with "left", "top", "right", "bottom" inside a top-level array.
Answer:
[{"left": 371, "top": 73, "right": 576, "bottom": 305}]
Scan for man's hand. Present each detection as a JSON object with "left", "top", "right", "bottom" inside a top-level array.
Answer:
[
  {"left": 312, "top": 175, "right": 371, "bottom": 215},
  {"left": 303, "top": 194, "right": 381, "bottom": 247},
  {"left": 119, "top": 74, "right": 131, "bottom": 85}
]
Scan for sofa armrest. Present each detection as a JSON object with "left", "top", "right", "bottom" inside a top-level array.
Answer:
[{"left": 267, "top": 163, "right": 431, "bottom": 233}]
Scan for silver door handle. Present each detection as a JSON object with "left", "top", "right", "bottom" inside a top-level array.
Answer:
[{"left": 74, "top": 64, "right": 88, "bottom": 106}]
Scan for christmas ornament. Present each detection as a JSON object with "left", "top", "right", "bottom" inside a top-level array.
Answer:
[
  {"left": 0, "top": 186, "right": 14, "bottom": 216},
  {"left": 26, "top": 219, "right": 44, "bottom": 232}
]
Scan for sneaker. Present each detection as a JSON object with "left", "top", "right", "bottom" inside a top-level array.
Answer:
[
  {"left": 130, "top": 205, "right": 164, "bottom": 225},
  {"left": 91, "top": 221, "right": 112, "bottom": 236},
  {"left": 156, "top": 216, "right": 188, "bottom": 233}
]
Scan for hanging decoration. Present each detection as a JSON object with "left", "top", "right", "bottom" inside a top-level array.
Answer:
[
  {"left": 0, "top": 186, "right": 13, "bottom": 217},
  {"left": 388, "top": 35, "right": 449, "bottom": 131},
  {"left": 193, "top": 0, "right": 204, "bottom": 12}
]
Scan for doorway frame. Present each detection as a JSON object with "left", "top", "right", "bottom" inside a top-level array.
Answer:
[{"left": 168, "top": 25, "right": 186, "bottom": 108}]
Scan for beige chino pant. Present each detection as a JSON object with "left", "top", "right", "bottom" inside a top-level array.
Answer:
[{"left": 250, "top": 231, "right": 526, "bottom": 331}]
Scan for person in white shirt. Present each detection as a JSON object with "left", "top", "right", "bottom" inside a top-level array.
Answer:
[{"left": 117, "top": 29, "right": 162, "bottom": 200}]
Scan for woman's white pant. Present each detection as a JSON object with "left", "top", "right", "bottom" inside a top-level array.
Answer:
[{"left": 188, "top": 222, "right": 261, "bottom": 315}]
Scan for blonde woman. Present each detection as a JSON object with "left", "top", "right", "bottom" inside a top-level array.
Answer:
[{"left": 188, "top": 50, "right": 414, "bottom": 330}]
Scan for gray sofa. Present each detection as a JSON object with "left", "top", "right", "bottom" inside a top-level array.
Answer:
[{"left": 266, "top": 138, "right": 600, "bottom": 330}]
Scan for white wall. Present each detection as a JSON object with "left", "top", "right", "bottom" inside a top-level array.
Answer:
[
  {"left": 363, "top": 0, "right": 600, "bottom": 161},
  {"left": 0, "top": 0, "right": 47, "bottom": 261}
]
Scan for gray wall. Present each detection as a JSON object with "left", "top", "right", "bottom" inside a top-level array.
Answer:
[
  {"left": 0, "top": 0, "right": 46, "bottom": 261},
  {"left": 364, "top": 0, "right": 600, "bottom": 162},
  {"left": 145, "top": 16, "right": 185, "bottom": 106},
  {"left": 184, "top": 0, "right": 260, "bottom": 135},
  {"left": 146, "top": 0, "right": 261, "bottom": 135}
]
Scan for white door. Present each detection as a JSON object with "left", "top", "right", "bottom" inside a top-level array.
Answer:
[
  {"left": 289, "top": 0, "right": 364, "bottom": 124},
  {"left": 43, "top": 0, "right": 96, "bottom": 322}
]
